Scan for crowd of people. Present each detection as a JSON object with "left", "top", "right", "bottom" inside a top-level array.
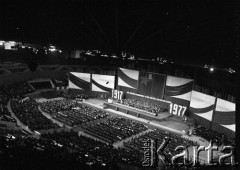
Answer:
[
  {"left": 5, "top": 82, "right": 34, "bottom": 96},
  {"left": 40, "top": 99, "right": 109, "bottom": 127},
  {"left": 0, "top": 90, "right": 11, "bottom": 105},
  {"left": 29, "top": 81, "right": 53, "bottom": 90},
  {"left": 0, "top": 129, "right": 149, "bottom": 170},
  {"left": 51, "top": 77, "right": 68, "bottom": 87},
  {"left": 0, "top": 80, "right": 237, "bottom": 170},
  {"left": 11, "top": 98, "right": 59, "bottom": 131},
  {"left": 63, "top": 89, "right": 95, "bottom": 100},
  {"left": 0, "top": 104, "right": 16, "bottom": 123},
  {"left": 39, "top": 90, "right": 63, "bottom": 99},
  {"left": 0, "top": 82, "right": 34, "bottom": 124},
  {"left": 116, "top": 99, "right": 168, "bottom": 115},
  {"left": 81, "top": 116, "right": 148, "bottom": 144},
  {"left": 192, "top": 124, "right": 235, "bottom": 147},
  {"left": 123, "top": 128, "right": 199, "bottom": 165}
]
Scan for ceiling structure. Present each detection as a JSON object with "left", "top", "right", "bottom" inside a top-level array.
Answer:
[{"left": 0, "top": 0, "right": 236, "bottom": 68}]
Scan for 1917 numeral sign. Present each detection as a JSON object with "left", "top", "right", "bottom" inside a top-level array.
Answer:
[
  {"left": 169, "top": 103, "right": 187, "bottom": 116},
  {"left": 111, "top": 89, "right": 123, "bottom": 100}
]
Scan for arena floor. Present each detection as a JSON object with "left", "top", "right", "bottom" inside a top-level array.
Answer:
[
  {"left": 83, "top": 98, "right": 225, "bottom": 163},
  {"left": 31, "top": 97, "right": 222, "bottom": 164}
]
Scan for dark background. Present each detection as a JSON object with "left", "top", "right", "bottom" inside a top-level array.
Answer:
[{"left": 0, "top": 0, "right": 236, "bottom": 67}]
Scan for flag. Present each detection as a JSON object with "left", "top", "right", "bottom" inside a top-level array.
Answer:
[
  {"left": 91, "top": 74, "right": 115, "bottom": 92},
  {"left": 138, "top": 72, "right": 166, "bottom": 99},
  {"left": 68, "top": 72, "right": 91, "bottom": 91},
  {"left": 118, "top": 68, "right": 139, "bottom": 89}
]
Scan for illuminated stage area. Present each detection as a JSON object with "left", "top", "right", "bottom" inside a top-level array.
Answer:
[{"left": 83, "top": 98, "right": 189, "bottom": 135}]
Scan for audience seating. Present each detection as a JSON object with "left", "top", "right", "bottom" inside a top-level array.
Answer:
[
  {"left": 40, "top": 99, "right": 109, "bottom": 126},
  {"left": 11, "top": 98, "right": 59, "bottom": 131}
]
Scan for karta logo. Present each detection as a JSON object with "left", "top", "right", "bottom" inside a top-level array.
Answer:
[{"left": 142, "top": 138, "right": 237, "bottom": 167}]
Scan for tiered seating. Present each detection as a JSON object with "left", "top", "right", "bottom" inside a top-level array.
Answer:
[
  {"left": 0, "top": 130, "right": 117, "bottom": 169},
  {"left": 0, "top": 90, "right": 11, "bottom": 105},
  {"left": 117, "top": 99, "right": 168, "bottom": 115},
  {"left": 123, "top": 128, "right": 199, "bottom": 165},
  {"left": 192, "top": 124, "right": 235, "bottom": 147},
  {"left": 40, "top": 99, "right": 109, "bottom": 126},
  {"left": 11, "top": 98, "right": 59, "bottom": 131},
  {"left": 0, "top": 128, "right": 28, "bottom": 137},
  {"left": 29, "top": 81, "right": 52, "bottom": 90},
  {"left": 40, "top": 90, "right": 63, "bottom": 99},
  {"left": 64, "top": 89, "right": 96, "bottom": 100},
  {"left": 0, "top": 104, "right": 16, "bottom": 123},
  {"left": 51, "top": 78, "right": 68, "bottom": 87},
  {"left": 81, "top": 116, "right": 148, "bottom": 144},
  {"left": 4, "top": 82, "right": 34, "bottom": 96},
  {"left": 0, "top": 90, "right": 16, "bottom": 123}
]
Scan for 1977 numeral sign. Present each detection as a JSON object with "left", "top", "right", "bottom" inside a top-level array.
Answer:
[
  {"left": 169, "top": 103, "right": 187, "bottom": 116},
  {"left": 111, "top": 89, "right": 123, "bottom": 100}
]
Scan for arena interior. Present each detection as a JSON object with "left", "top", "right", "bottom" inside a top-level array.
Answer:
[{"left": 0, "top": 1, "right": 238, "bottom": 170}]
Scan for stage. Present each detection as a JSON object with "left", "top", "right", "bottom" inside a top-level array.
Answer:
[
  {"left": 83, "top": 99, "right": 189, "bottom": 135},
  {"left": 104, "top": 102, "right": 171, "bottom": 122}
]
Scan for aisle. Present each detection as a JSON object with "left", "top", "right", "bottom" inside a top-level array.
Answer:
[
  {"left": 113, "top": 129, "right": 152, "bottom": 148},
  {"left": 7, "top": 100, "right": 34, "bottom": 135}
]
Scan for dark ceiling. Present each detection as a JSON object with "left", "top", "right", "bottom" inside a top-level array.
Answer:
[{"left": 0, "top": 0, "right": 236, "bottom": 67}]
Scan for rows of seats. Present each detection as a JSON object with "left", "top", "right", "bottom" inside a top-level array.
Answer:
[
  {"left": 29, "top": 81, "right": 52, "bottom": 90},
  {"left": 51, "top": 78, "right": 68, "bottom": 87},
  {"left": 81, "top": 116, "right": 148, "bottom": 144},
  {"left": 0, "top": 130, "right": 118, "bottom": 169},
  {"left": 192, "top": 124, "right": 235, "bottom": 147},
  {"left": 0, "top": 89, "right": 17, "bottom": 123},
  {"left": 0, "top": 127, "right": 235, "bottom": 169},
  {"left": 0, "top": 80, "right": 236, "bottom": 169},
  {"left": 0, "top": 90, "right": 11, "bottom": 105},
  {"left": 0, "top": 128, "right": 28, "bottom": 137},
  {"left": 40, "top": 90, "right": 63, "bottom": 99},
  {"left": 4, "top": 82, "right": 34, "bottom": 96},
  {"left": 41, "top": 131, "right": 144, "bottom": 167},
  {"left": 116, "top": 99, "right": 168, "bottom": 115},
  {"left": 63, "top": 89, "right": 95, "bottom": 100},
  {"left": 40, "top": 99, "right": 109, "bottom": 126},
  {"left": 123, "top": 128, "right": 199, "bottom": 165},
  {"left": 0, "top": 104, "right": 16, "bottom": 123},
  {"left": 11, "top": 98, "right": 59, "bottom": 131}
]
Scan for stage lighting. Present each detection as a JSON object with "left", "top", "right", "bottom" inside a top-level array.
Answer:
[{"left": 209, "top": 66, "right": 214, "bottom": 72}]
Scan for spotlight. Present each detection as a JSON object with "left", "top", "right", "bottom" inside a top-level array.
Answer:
[{"left": 209, "top": 66, "right": 214, "bottom": 72}]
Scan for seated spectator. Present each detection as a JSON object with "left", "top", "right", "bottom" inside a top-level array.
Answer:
[{"left": 11, "top": 97, "right": 59, "bottom": 131}]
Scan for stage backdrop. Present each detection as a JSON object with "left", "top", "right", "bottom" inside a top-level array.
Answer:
[
  {"left": 91, "top": 74, "right": 115, "bottom": 93},
  {"left": 164, "top": 75, "right": 194, "bottom": 116},
  {"left": 138, "top": 72, "right": 166, "bottom": 99},
  {"left": 68, "top": 72, "right": 91, "bottom": 91},
  {"left": 211, "top": 98, "right": 235, "bottom": 137},
  {"left": 117, "top": 68, "right": 139, "bottom": 94},
  {"left": 189, "top": 91, "right": 216, "bottom": 128},
  {"left": 117, "top": 68, "right": 139, "bottom": 89}
]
